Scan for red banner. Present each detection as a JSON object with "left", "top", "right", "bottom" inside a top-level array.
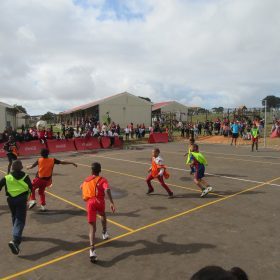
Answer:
[
  {"left": 113, "top": 136, "right": 123, "bottom": 148},
  {"left": 0, "top": 143, "right": 6, "bottom": 158},
  {"left": 47, "top": 139, "right": 76, "bottom": 153},
  {"left": 100, "top": 137, "right": 111, "bottom": 149},
  {"left": 74, "top": 137, "right": 101, "bottom": 151},
  {"left": 18, "top": 141, "right": 46, "bottom": 156},
  {"left": 148, "top": 133, "right": 169, "bottom": 143}
]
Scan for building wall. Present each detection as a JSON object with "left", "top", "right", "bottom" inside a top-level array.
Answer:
[
  {"left": 0, "top": 105, "right": 6, "bottom": 131},
  {"left": 99, "top": 94, "right": 152, "bottom": 128},
  {"left": 6, "top": 109, "right": 17, "bottom": 129},
  {"left": 161, "top": 102, "right": 188, "bottom": 121}
]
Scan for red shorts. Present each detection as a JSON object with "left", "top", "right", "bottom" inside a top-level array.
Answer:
[
  {"left": 252, "top": 137, "right": 258, "bottom": 143},
  {"left": 86, "top": 198, "right": 105, "bottom": 223},
  {"left": 32, "top": 177, "right": 52, "bottom": 188}
]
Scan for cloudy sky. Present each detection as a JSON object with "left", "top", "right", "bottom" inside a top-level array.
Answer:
[{"left": 0, "top": 0, "right": 279, "bottom": 115}]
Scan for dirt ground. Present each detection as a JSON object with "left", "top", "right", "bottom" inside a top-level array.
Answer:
[{"left": 0, "top": 142, "right": 279, "bottom": 280}]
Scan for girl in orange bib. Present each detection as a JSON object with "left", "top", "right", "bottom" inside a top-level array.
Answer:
[
  {"left": 27, "top": 148, "right": 77, "bottom": 211},
  {"left": 146, "top": 148, "right": 173, "bottom": 198}
]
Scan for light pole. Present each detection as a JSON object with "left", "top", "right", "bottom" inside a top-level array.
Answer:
[{"left": 262, "top": 99, "right": 267, "bottom": 148}]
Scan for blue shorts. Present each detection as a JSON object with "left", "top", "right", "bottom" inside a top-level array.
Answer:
[{"left": 195, "top": 164, "right": 205, "bottom": 180}]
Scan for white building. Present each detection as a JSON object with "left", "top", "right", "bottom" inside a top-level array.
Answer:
[
  {"left": 152, "top": 101, "right": 188, "bottom": 121},
  {"left": 59, "top": 92, "right": 152, "bottom": 128},
  {"left": 0, "top": 102, "right": 17, "bottom": 131}
]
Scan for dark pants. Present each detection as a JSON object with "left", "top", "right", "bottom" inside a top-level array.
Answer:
[{"left": 7, "top": 195, "right": 27, "bottom": 245}]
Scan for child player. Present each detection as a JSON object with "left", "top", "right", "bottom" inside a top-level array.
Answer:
[
  {"left": 3, "top": 135, "right": 19, "bottom": 174},
  {"left": 27, "top": 148, "right": 77, "bottom": 211},
  {"left": 189, "top": 144, "right": 213, "bottom": 197},
  {"left": 184, "top": 137, "right": 195, "bottom": 175},
  {"left": 80, "top": 162, "right": 115, "bottom": 263},
  {"left": 251, "top": 123, "right": 259, "bottom": 152},
  {"left": 146, "top": 148, "right": 173, "bottom": 198}
]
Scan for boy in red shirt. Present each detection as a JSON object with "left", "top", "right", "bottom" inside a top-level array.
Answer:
[
  {"left": 146, "top": 148, "right": 173, "bottom": 198},
  {"left": 27, "top": 148, "right": 77, "bottom": 211},
  {"left": 81, "top": 162, "right": 115, "bottom": 263}
]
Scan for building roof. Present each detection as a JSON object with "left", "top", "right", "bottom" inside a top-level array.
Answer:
[
  {"left": 152, "top": 101, "right": 189, "bottom": 111},
  {"left": 60, "top": 92, "right": 152, "bottom": 115},
  {"left": 0, "top": 101, "right": 14, "bottom": 109},
  {"left": 152, "top": 101, "right": 174, "bottom": 111}
]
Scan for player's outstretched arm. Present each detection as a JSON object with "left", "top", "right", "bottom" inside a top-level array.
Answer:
[
  {"left": 60, "top": 161, "right": 78, "bottom": 167},
  {"left": 26, "top": 161, "right": 38, "bottom": 170}
]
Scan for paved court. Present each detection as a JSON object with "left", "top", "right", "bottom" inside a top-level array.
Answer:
[{"left": 0, "top": 142, "right": 279, "bottom": 280}]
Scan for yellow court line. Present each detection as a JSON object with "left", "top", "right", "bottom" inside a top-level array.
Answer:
[
  {"left": 0, "top": 167, "right": 134, "bottom": 233},
  {"left": 45, "top": 191, "right": 134, "bottom": 232},
  {"left": 76, "top": 163, "right": 225, "bottom": 198},
  {"left": 2, "top": 175, "right": 280, "bottom": 280}
]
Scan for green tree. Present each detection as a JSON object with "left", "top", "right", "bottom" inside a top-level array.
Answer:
[
  {"left": 138, "top": 96, "right": 152, "bottom": 102},
  {"left": 262, "top": 95, "right": 280, "bottom": 109},
  {"left": 41, "top": 112, "right": 57, "bottom": 122},
  {"left": 14, "top": 104, "right": 27, "bottom": 113}
]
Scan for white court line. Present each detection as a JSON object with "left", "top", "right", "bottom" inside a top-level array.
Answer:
[{"left": 89, "top": 154, "right": 280, "bottom": 187}]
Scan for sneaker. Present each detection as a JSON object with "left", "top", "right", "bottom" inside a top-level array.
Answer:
[
  {"left": 146, "top": 189, "right": 154, "bottom": 195},
  {"left": 102, "top": 232, "right": 109, "bottom": 240},
  {"left": 40, "top": 205, "right": 47, "bottom": 212},
  {"left": 168, "top": 192, "right": 174, "bottom": 199},
  {"left": 201, "top": 186, "right": 213, "bottom": 198},
  {"left": 28, "top": 200, "right": 36, "bottom": 210},
  {"left": 200, "top": 189, "right": 208, "bottom": 197},
  {"left": 8, "top": 241, "right": 20, "bottom": 255},
  {"left": 89, "top": 249, "right": 97, "bottom": 263},
  {"left": 206, "top": 186, "right": 213, "bottom": 193}
]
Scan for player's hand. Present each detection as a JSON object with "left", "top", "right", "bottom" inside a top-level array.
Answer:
[
  {"left": 73, "top": 163, "right": 78, "bottom": 167},
  {"left": 26, "top": 165, "right": 31, "bottom": 170},
  {"left": 110, "top": 203, "right": 116, "bottom": 213}
]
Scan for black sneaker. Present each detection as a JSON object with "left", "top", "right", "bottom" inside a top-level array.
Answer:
[
  {"left": 8, "top": 241, "right": 20, "bottom": 255},
  {"left": 146, "top": 189, "right": 154, "bottom": 195},
  {"left": 168, "top": 192, "right": 174, "bottom": 199}
]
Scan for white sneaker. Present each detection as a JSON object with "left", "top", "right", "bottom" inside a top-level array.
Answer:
[
  {"left": 200, "top": 186, "right": 213, "bottom": 198},
  {"left": 28, "top": 200, "right": 36, "bottom": 209},
  {"left": 40, "top": 205, "right": 46, "bottom": 211},
  {"left": 200, "top": 189, "right": 208, "bottom": 197},
  {"left": 102, "top": 232, "right": 109, "bottom": 240},
  {"left": 89, "top": 249, "right": 97, "bottom": 263},
  {"left": 206, "top": 186, "right": 213, "bottom": 193}
]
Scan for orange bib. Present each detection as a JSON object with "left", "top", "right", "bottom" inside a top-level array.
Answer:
[
  {"left": 38, "top": 158, "right": 55, "bottom": 178},
  {"left": 81, "top": 176, "right": 102, "bottom": 201}
]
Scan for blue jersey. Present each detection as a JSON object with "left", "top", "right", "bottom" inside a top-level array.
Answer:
[{"left": 231, "top": 123, "right": 240, "bottom": 134}]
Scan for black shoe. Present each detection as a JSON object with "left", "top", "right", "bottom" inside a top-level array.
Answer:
[
  {"left": 146, "top": 189, "right": 154, "bottom": 195},
  {"left": 168, "top": 192, "right": 174, "bottom": 199},
  {"left": 190, "top": 171, "right": 194, "bottom": 175},
  {"left": 8, "top": 241, "right": 20, "bottom": 255}
]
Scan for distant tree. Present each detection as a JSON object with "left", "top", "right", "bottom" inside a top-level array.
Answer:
[
  {"left": 197, "top": 108, "right": 209, "bottom": 114},
  {"left": 262, "top": 95, "right": 280, "bottom": 109},
  {"left": 212, "top": 107, "right": 224, "bottom": 113},
  {"left": 138, "top": 96, "right": 152, "bottom": 102},
  {"left": 14, "top": 104, "right": 27, "bottom": 113},
  {"left": 41, "top": 112, "right": 57, "bottom": 122}
]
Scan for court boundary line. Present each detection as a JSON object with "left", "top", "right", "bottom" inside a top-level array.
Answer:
[
  {"left": 78, "top": 154, "right": 280, "bottom": 187},
  {"left": 2, "top": 175, "right": 279, "bottom": 280},
  {"left": 76, "top": 162, "right": 226, "bottom": 198}
]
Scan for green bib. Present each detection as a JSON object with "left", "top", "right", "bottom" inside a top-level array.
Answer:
[
  {"left": 5, "top": 174, "right": 29, "bottom": 197},
  {"left": 191, "top": 152, "right": 208, "bottom": 165},
  {"left": 251, "top": 128, "right": 259, "bottom": 138}
]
